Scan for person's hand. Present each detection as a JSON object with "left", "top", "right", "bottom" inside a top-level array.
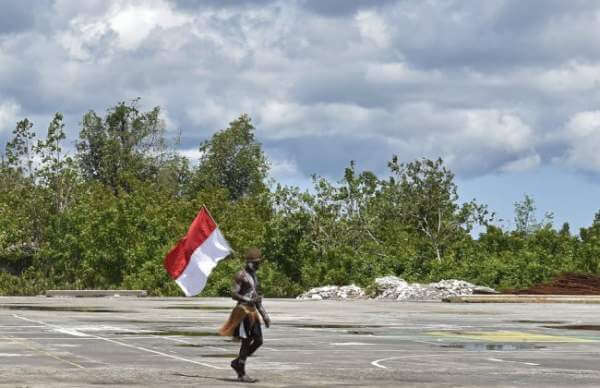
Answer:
[
  {"left": 264, "top": 317, "right": 271, "bottom": 328},
  {"left": 252, "top": 294, "right": 262, "bottom": 305}
]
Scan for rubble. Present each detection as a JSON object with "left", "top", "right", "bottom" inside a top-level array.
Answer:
[
  {"left": 297, "top": 276, "right": 497, "bottom": 301},
  {"left": 296, "top": 284, "right": 366, "bottom": 300},
  {"left": 374, "top": 277, "right": 497, "bottom": 301}
]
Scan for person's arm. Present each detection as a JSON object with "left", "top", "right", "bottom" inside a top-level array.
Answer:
[
  {"left": 257, "top": 299, "right": 271, "bottom": 328},
  {"left": 231, "top": 272, "right": 254, "bottom": 305}
]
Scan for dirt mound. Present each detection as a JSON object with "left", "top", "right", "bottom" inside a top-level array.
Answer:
[{"left": 506, "top": 273, "right": 600, "bottom": 295}]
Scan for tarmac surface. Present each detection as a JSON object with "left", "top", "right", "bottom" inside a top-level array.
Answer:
[{"left": 0, "top": 296, "right": 599, "bottom": 387}]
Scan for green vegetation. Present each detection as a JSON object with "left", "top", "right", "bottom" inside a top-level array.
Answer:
[{"left": 0, "top": 101, "right": 598, "bottom": 296}]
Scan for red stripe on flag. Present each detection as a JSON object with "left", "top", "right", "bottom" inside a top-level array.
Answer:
[{"left": 164, "top": 207, "right": 217, "bottom": 279}]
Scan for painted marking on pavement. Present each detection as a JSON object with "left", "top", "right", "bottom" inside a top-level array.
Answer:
[
  {"left": 13, "top": 314, "right": 225, "bottom": 370},
  {"left": 0, "top": 334, "right": 85, "bottom": 369},
  {"left": 371, "top": 354, "right": 446, "bottom": 369},
  {"left": 330, "top": 342, "right": 375, "bottom": 346},
  {"left": 427, "top": 330, "right": 595, "bottom": 343},
  {"left": 487, "top": 357, "right": 540, "bottom": 366}
]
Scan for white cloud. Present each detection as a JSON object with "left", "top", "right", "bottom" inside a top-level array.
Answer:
[
  {"left": 270, "top": 157, "right": 300, "bottom": 178},
  {"left": 355, "top": 10, "right": 390, "bottom": 48},
  {"left": 460, "top": 110, "right": 534, "bottom": 152},
  {"left": 179, "top": 148, "right": 203, "bottom": 164},
  {"left": 392, "top": 106, "right": 539, "bottom": 174},
  {"left": 500, "top": 154, "right": 541, "bottom": 172},
  {"left": 365, "top": 62, "right": 442, "bottom": 83},
  {"left": 57, "top": 16, "right": 111, "bottom": 61},
  {"left": 0, "top": 100, "right": 20, "bottom": 134},
  {"left": 257, "top": 100, "right": 383, "bottom": 139},
  {"left": 528, "top": 61, "right": 600, "bottom": 93},
  {"left": 560, "top": 111, "right": 600, "bottom": 172},
  {"left": 109, "top": 0, "right": 190, "bottom": 50},
  {"left": 185, "top": 99, "right": 241, "bottom": 130},
  {"left": 55, "top": 0, "right": 191, "bottom": 60}
]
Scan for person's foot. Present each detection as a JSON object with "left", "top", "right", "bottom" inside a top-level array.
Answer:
[
  {"left": 230, "top": 358, "right": 244, "bottom": 378},
  {"left": 237, "top": 374, "right": 257, "bottom": 383}
]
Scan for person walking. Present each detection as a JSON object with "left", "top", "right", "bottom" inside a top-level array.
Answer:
[{"left": 219, "top": 248, "right": 270, "bottom": 382}]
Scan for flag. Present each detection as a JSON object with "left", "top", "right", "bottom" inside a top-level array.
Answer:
[{"left": 164, "top": 206, "right": 232, "bottom": 296}]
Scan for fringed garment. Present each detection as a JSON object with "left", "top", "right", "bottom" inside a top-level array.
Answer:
[{"left": 219, "top": 304, "right": 261, "bottom": 339}]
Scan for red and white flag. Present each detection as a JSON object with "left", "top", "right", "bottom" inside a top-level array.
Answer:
[{"left": 164, "top": 207, "right": 232, "bottom": 296}]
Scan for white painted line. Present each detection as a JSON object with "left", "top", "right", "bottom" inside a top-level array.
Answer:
[
  {"left": 12, "top": 315, "right": 225, "bottom": 370},
  {"left": 0, "top": 325, "right": 45, "bottom": 328},
  {"left": 53, "top": 328, "right": 90, "bottom": 337},
  {"left": 371, "top": 354, "right": 450, "bottom": 369},
  {"left": 486, "top": 357, "right": 540, "bottom": 366},
  {"left": 0, "top": 336, "right": 168, "bottom": 340},
  {"left": 372, "top": 356, "right": 397, "bottom": 369},
  {"left": 160, "top": 335, "right": 228, "bottom": 352},
  {"left": 372, "top": 353, "right": 543, "bottom": 370},
  {"left": 0, "top": 334, "right": 85, "bottom": 369},
  {"left": 330, "top": 342, "right": 375, "bottom": 346}
]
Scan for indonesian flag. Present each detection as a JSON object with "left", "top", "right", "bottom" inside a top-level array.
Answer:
[{"left": 164, "top": 207, "right": 232, "bottom": 296}]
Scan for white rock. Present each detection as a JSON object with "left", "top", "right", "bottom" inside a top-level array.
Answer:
[
  {"left": 373, "top": 277, "right": 496, "bottom": 301},
  {"left": 374, "top": 276, "right": 408, "bottom": 291},
  {"left": 296, "top": 284, "right": 365, "bottom": 300},
  {"left": 297, "top": 277, "right": 496, "bottom": 301}
]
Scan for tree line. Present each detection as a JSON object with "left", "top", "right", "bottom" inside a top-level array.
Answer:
[{"left": 1, "top": 100, "right": 598, "bottom": 296}]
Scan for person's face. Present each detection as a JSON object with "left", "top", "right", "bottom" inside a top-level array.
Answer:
[{"left": 247, "top": 261, "right": 260, "bottom": 272}]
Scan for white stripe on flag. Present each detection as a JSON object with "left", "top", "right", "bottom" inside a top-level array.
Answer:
[{"left": 175, "top": 227, "right": 231, "bottom": 296}]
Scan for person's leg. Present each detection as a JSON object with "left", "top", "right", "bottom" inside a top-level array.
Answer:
[
  {"left": 231, "top": 318, "right": 251, "bottom": 378},
  {"left": 235, "top": 338, "right": 256, "bottom": 382},
  {"left": 232, "top": 317, "right": 256, "bottom": 381},
  {"left": 248, "top": 322, "right": 263, "bottom": 356}
]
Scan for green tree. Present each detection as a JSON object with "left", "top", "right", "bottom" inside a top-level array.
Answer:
[
  {"left": 76, "top": 99, "right": 165, "bottom": 194},
  {"left": 0, "top": 119, "right": 44, "bottom": 279},
  {"left": 190, "top": 114, "right": 269, "bottom": 200},
  {"left": 513, "top": 194, "right": 553, "bottom": 234},
  {"left": 4, "top": 118, "right": 36, "bottom": 178},
  {"left": 386, "top": 157, "right": 491, "bottom": 262},
  {"left": 577, "top": 210, "right": 600, "bottom": 274},
  {"left": 34, "top": 113, "right": 78, "bottom": 213}
]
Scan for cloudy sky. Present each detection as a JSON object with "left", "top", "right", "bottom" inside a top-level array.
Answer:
[{"left": 1, "top": 0, "right": 600, "bottom": 231}]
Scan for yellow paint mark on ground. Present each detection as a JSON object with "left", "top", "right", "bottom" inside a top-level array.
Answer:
[{"left": 427, "top": 330, "right": 595, "bottom": 343}]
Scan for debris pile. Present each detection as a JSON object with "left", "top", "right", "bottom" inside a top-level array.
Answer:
[
  {"left": 296, "top": 276, "right": 497, "bottom": 301},
  {"left": 506, "top": 273, "right": 600, "bottom": 295},
  {"left": 296, "top": 285, "right": 366, "bottom": 300},
  {"left": 373, "top": 277, "right": 497, "bottom": 301}
]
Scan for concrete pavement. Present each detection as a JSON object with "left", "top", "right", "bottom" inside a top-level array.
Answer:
[{"left": 0, "top": 297, "right": 599, "bottom": 387}]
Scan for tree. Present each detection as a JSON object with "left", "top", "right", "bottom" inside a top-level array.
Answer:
[
  {"left": 190, "top": 114, "right": 269, "bottom": 200},
  {"left": 513, "top": 194, "right": 553, "bottom": 234},
  {"left": 0, "top": 119, "right": 41, "bottom": 277},
  {"left": 76, "top": 99, "right": 165, "bottom": 194},
  {"left": 386, "top": 157, "right": 491, "bottom": 262},
  {"left": 34, "top": 113, "right": 78, "bottom": 213},
  {"left": 4, "top": 118, "right": 36, "bottom": 178}
]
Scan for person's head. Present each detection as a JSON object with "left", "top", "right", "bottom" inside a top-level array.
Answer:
[{"left": 244, "top": 247, "right": 263, "bottom": 271}]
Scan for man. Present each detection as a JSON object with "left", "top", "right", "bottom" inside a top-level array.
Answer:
[{"left": 219, "top": 248, "right": 271, "bottom": 383}]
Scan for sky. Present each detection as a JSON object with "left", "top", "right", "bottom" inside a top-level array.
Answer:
[{"left": 1, "top": 0, "right": 600, "bottom": 232}]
